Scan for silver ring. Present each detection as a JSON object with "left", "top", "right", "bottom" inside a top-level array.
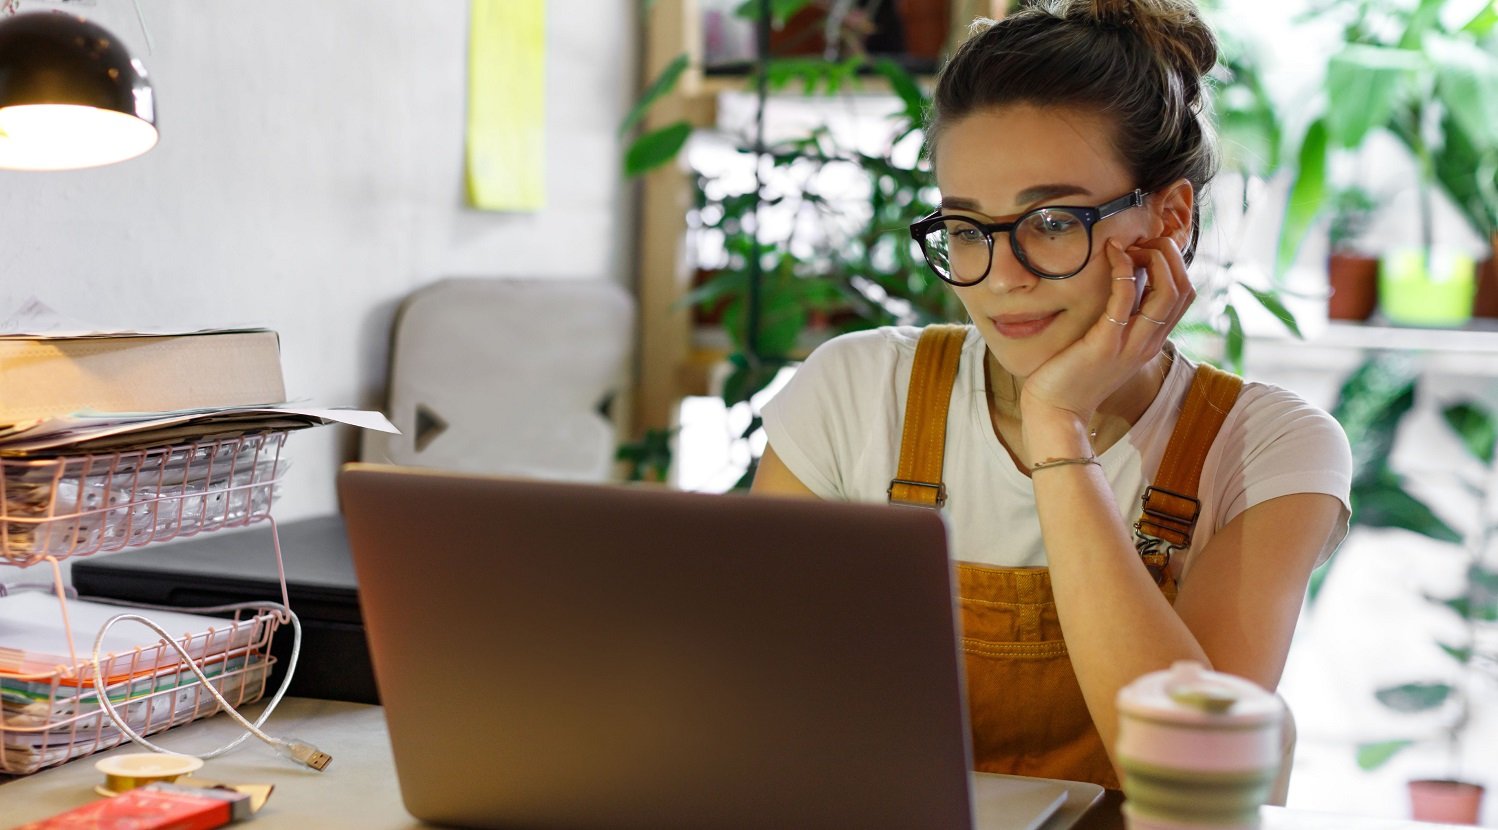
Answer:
[
  {"left": 1112, "top": 276, "right": 1136, "bottom": 282},
  {"left": 1139, "top": 313, "right": 1168, "bottom": 325},
  {"left": 1105, "top": 314, "right": 1128, "bottom": 327}
]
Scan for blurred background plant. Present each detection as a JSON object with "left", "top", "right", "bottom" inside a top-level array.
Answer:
[
  {"left": 1322, "top": 351, "right": 1498, "bottom": 800},
  {"left": 1272, "top": 0, "right": 1498, "bottom": 316},
  {"left": 618, "top": 0, "right": 954, "bottom": 486}
]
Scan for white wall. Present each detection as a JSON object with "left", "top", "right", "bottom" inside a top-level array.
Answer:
[{"left": 0, "top": 1, "right": 637, "bottom": 520}]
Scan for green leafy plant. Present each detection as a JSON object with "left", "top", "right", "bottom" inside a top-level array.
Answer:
[
  {"left": 622, "top": 1, "right": 956, "bottom": 487},
  {"left": 616, "top": 426, "right": 678, "bottom": 483},
  {"left": 1276, "top": 0, "right": 1498, "bottom": 277},
  {"left": 1173, "top": 5, "right": 1307, "bottom": 372},
  {"left": 1328, "top": 185, "right": 1379, "bottom": 256},
  {"left": 1325, "top": 353, "right": 1498, "bottom": 778}
]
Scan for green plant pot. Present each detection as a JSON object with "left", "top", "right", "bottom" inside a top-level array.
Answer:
[{"left": 1378, "top": 248, "right": 1476, "bottom": 327}]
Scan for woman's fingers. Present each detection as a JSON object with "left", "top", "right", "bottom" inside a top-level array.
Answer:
[
  {"left": 1103, "top": 240, "right": 1142, "bottom": 333},
  {"left": 1130, "top": 237, "right": 1194, "bottom": 323}
]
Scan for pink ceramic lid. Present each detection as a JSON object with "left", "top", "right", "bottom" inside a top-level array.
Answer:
[{"left": 1117, "top": 660, "right": 1283, "bottom": 726}]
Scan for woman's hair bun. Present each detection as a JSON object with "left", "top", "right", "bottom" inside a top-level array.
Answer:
[{"left": 1057, "top": 0, "right": 1218, "bottom": 85}]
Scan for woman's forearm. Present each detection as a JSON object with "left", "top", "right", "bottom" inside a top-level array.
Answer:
[{"left": 1023, "top": 411, "right": 1209, "bottom": 771}]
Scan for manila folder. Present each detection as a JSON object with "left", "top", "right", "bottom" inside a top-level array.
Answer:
[{"left": 0, "top": 329, "right": 286, "bottom": 425}]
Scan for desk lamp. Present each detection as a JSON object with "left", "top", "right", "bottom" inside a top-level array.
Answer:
[{"left": 0, "top": 11, "right": 156, "bottom": 170}]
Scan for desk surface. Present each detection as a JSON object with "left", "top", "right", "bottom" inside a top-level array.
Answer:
[{"left": 0, "top": 698, "right": 1468, "bottom": 830}]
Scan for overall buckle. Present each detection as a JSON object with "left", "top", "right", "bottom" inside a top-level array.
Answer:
[{"left": 887, "top": 478, "right": 947, "bottom": 509}]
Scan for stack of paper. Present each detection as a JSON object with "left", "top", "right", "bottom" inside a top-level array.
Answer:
[
  {"left": 0, "top": 592, "right": 275, "bottom": 772},
  {"left": 0, "top": 403, "right": 395, "bottom": 455},
  {"left": 0, "top": 593, "right": 266, "bottom": 680},
  {"left": 2, "top": 657, "right": 271, "bottom": 772}
]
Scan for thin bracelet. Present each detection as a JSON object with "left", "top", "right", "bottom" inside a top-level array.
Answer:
[{"left": 1030, "top": 455, "right": 1100, "bottom": 473}]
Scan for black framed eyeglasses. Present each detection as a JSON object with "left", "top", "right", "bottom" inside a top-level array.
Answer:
[{"left": 908, "top": 189, "right": 1149, "bottom": 285}]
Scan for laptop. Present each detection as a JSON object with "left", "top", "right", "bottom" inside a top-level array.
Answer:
[{"left": 338, "top": 463, "right": 1095, "bottom": 830}]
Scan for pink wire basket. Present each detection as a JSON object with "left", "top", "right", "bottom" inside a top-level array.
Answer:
[
  {"left": 0, "top": 431, "right": 288, "bottom": 567},
  {"left": 0, "top": 601, "right": 280, "bottom": 775}
]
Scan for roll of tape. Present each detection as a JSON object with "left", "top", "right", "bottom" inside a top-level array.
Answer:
[{"left": 94, "top": 753, "right": 204, "bottom": 797}]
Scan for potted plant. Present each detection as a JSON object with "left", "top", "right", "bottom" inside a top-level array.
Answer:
[
  {"left": 620, "top": 0, "right": 951, "bottom": 485},
  {"left": 1326, "top": 185, "right": 1380, "bottom": 321},
  {"left": 1274, "top": 0, "right": 1498, "bottom": 328},
  {"left": 1327, "top": 353, "right": 1497, "bottom": 824}
]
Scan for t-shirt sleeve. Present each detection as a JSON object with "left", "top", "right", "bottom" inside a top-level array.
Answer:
[
  {"left": 759, "top": 330, "right": 889, "bottom": 499},
  {"left": 1216, "top": 388, "right": 1354, "bottom": 565}
]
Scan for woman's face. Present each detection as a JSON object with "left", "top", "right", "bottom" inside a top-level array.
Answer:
[{"left": 932, "top": 104, "right": 1161, "bottom": 379}]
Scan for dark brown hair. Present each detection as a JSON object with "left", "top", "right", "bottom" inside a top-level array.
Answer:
[{"left": 927, "top": 0, "right": 1219, "bottom": 261}]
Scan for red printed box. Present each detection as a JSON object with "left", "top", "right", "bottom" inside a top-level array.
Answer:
[{"left": 16, "top": 782, "right": 250, "bottom": 829}]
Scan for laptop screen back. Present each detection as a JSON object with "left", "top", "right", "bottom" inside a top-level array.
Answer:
[{"left": 339, "top": 463, "right": 974, "bottom": 830}]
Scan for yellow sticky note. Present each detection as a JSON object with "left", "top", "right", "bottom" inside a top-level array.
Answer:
[{"left": 466, "top": 0, "right": 545, "bottom": 211}]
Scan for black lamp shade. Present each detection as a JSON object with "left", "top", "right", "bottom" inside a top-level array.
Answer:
[{"left": 0, "top": 11, "right": 158, "bottom": 170}]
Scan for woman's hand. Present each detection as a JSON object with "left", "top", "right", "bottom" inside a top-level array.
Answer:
[{"left": 1018, "top": 236, "right": 1195, "bottom": 428}]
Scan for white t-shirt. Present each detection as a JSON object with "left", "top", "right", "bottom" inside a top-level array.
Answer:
[{"left": 761, "top": 326, "right": 1352, "bottom": 580}]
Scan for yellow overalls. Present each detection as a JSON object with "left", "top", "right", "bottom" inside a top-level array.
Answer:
[{"left": 887, "top": 324, "right": 1243, "bottom": 789}]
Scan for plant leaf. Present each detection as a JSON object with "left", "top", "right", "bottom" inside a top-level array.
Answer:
[
  {"left": 624, "top": 121, "right": 693, "bottom": 176},
  {"left": 1357, "top": 740, "right": 1414, "bottom": 771},
  {"left": 1450, "top": 564, "right": 1498, "bottom": 622},
  {"left": 1431, "top": 34, "right": 1498, "bottom": 152},
  {"left": 1375, "top": 682, "right": 1454, "bottom": 713},
  {"left": 1277, "top": 118, "right": 1328, "bottom": 278},
  {"left": 1461, "top": 3, "right": 1498, "bottom": 38},
  {"left": 1398, "top": 0, "right": 1445, "bottom": 50},
  {"left": 615, "top": 427, "right": 676, "bottom": 483},
  {"left": 1242, "top": 284, "right": 1303, "bottom": 338},
  {"left": 1439, "top": 642, "right": 1474, "bottom": 663},
  {"left": 620, "top": 53, "right": 689, "bottom": 138},
  {"left": 1223, "top": 303, "right": 1245, "bottom": 374},
  {"left": 734, "top": 0, "right": 813, "bottom": 27},
  {"left": 1331, "top": 354, "right": 1418, "bottom": 487},
  {"left": 1354, "top": 475, "right": 1462, "bottom": 542},
  {"left": 720, "top": 353, "right": 784, "bottom": 406},
  {"left": 740, "top": 414, "right": 764, "bottom": 441},
  {"left": 1441, "top": 401, "right": 1497, "bottom": 463},
  {"left": 872, "top": 58, "right": 927, "bottom": 126},
  {"left": 756, "top": 295, "right": 808, "bottom": 357},
  {"left": 678, "top": 270, "right": 748, "bottom": 310},
  {"left": 1306, "top": 554, "right": 1336, "bottom": 605},
  {"left": 1325, "top": 45, "right": 1420, "bottom": 150}
]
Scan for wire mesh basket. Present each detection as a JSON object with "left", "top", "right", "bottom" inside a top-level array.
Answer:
[
  {"left": 0, "top": 431, "right": 288, "bottom": 567},
  {"left": 0, "top": 601, "right": 280, "bottom": 775}
]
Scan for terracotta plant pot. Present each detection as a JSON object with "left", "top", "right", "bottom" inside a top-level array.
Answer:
[
  {"left": 1327, "top": 253, "right": 1379, "bottom": 321},
  {"left": 1408, "top": 779, "right": 1485, "bottom": 825},
  {"left": 1474, "top": 232, "right": 1498, "bottom": 319}
]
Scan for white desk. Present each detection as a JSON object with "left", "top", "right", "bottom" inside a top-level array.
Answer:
[
  {"left": 1, "top": 699, "right": 418, "bottom": 830},
  {"left": 0, "top": 698, "right": 1466, "bottom": 829},
  {"left": 0, "top": 698, "right": 1108, "bottom": 829}
]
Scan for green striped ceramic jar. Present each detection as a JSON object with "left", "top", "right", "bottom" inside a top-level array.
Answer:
[{"left": 1116, "top": 661, "right": 1285, "bottom": 830}]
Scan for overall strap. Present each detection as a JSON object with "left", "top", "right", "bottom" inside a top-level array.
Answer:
[
  {"left": 888, "top": 324, "right": 969, "bottom": 508},
  {"left": 1134, "top": 362, "right": 1244, "bottom": 583}
]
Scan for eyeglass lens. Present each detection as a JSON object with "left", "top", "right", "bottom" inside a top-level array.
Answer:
[{"left": 920, "top": 208, "right": 1091, "bottom": 283}]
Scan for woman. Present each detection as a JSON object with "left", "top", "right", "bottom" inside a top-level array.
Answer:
[{"left": 752, "top": 0, "right": 1352, "bottom": 788}]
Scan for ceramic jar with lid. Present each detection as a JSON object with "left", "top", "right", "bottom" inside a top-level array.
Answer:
[{"left": 1116, "top": 660, "right": 1285, "bottom": 830}]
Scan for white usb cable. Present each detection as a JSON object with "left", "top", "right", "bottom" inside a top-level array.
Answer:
[{"left": 89, "top": 600, "right": 331, "bottom": 771}]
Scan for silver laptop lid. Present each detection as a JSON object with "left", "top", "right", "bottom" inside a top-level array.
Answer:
[{"left": 338, "top": 463, "right": 974, "bottom": 830}]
